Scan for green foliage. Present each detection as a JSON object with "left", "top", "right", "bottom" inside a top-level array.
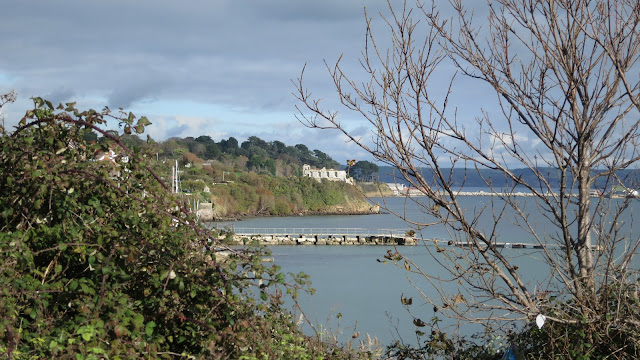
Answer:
[
  {"left": 505, "top": 281, "right": 640, "bottom": 359},
  {"left": 385, "top": 280, "right": 640, "bottom": 359},
  {"left": 350, "top": 161, "right": 379, "bottom": 182},
  {"left": 0, "top": 98, "right": 358, "bottom": 359},
  {"left": 208, "top": 173, "right": 368, "bottom": 216},
  {"left": 151, "top": 133, "right": 340, "bottom": 175}
]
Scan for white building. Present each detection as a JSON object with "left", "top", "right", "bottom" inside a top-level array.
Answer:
[
  {"left": 386, "top": 183, "right": 406, "bottom": 196},
  {"left": 303, "top": 164, "right": 354, "bottom": 185}
]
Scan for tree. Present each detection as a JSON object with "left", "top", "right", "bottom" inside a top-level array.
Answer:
[
  {"left": 191, "top": 142, "right": 207, "bottom": 158},
  {"left": 120, "top": 134, "right": 145, "bottom": 149},
  {"left": 194, "top": 135, "right": 214, "bottom": 145},
  {"left": 296, "top": 0, "right": 640, "bottom": 356},
  {"left": 241, "top": 136, "right": 269, "bottom": 151},
  {"left": 220, "top": 136, "right": 239, "bottom": 154},
  {"left": 272, "top": 140, "right": 287, "bottom": 154},
  {"left": 351, "top": 160, "right": 379, "bottom": 182},
  {"left": 294, "top": 143, "right": 311, "bottom": 155},
  {"left": 0, "top": 97, "right": 350, "bottom": 359},
  {"left": 313, "top": 149, "right": 341, "bottom": 169},
  {"left": 160, "top": 138, "right": 186, "bottom": 157}
]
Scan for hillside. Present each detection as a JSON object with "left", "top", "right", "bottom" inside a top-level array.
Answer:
[
  {"left": 357, "top": 182, "right": 394, "bottom": 197},
  {"left": 117, "top": 133, "right": 341, "bottom": 177},
  {"left": 205, "top": 172, "right": 376, "bottom": 218}
]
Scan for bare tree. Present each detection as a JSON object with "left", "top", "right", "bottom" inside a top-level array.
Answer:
[{"left": 295, "top": 0, "right": 640, "bottom": 353}]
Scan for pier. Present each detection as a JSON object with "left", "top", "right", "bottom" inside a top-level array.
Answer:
[
  {"left": 228, "top": 228, "right": 417, "bottom": 246},
  {"left": 220, "top": 227, "right": 555, "bottom": 248}
]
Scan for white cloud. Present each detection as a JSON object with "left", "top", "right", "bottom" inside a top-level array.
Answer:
[{"left": 0, "top": 1, "right": 498, "bottom": 165}]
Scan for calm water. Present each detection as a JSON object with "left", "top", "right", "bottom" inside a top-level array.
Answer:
[{"left": 214, "top": 196, "right": 640, "bottom": 346}]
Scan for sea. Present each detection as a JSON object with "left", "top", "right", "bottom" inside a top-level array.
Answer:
[{"left": 212, "top": 193, "right": 640, "bottom": 348}]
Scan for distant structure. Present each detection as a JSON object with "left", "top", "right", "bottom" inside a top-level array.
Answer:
[
  {"left": 386, "top": 183, "right": 406, "bottom": 196},
  {"left": 95, "top": 149, "right": 129, "bottom": 165},
  {"left": 95, "top": 148, "right": 129, "bottom": 179},
  {"left": 303, "top": 164, "right": 354, "bottom": 185}
]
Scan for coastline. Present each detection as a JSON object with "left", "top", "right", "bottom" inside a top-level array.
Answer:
[
  {"left": 208, "top": 210, "right": 383, "bottom": 223},
  {"left": 386, "top": 190, "right": 617, "bottom": 197}
]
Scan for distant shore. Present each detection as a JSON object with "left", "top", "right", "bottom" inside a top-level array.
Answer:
[
  {"left": 209, "top": 208, "right": 383, "bottom": 223},
  {"left": 397, "top": 190, "right": 616, "bottom": 198}
]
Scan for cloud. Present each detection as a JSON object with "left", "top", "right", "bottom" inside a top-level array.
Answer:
[
  {"left": 0, "top": 0, "right": 465, "bottom": 165},
  {"left": 0, "top": 0, "right": 383, "bottom": 111},
  {"left": 43, "top": 88, "right": 76, "bottom": 106},
  {"left": 166, "top": 124, "right": 189, "bottom": 137}
]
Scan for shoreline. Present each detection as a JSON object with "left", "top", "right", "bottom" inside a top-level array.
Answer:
[
  {"left": 205, "top": 190, "right": 631, "bottom": 222},
  {"left": 209, "top": 209, "right": 383, "bottom": 223}
]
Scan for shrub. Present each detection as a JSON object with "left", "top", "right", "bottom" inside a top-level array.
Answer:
[{"left": 0, "top": 98, "right": 352, "bottom": 359}]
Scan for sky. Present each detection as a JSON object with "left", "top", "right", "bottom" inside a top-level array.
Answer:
[
  {"left": 0, "top": 0, "right": 406, "bottom": 164},
  {"left": 1, "top": 1, "right": 530, "bottom": 167}
]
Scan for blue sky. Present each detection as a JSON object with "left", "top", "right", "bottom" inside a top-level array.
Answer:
[{"left": 0, "top": 0, "right": 506, "bottom": 164}]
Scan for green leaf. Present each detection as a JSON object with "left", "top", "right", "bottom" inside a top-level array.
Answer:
[
  {"left": 138, "top": 116, "right": 151, "bottom": 126},
  {"left": 127, "top": 111, "right": 136, "bottom": 124},
  {"left": 133, "top": 313, "right": 144, "bottom": 329},
  {"left": 80, "top": 283, "right": 91, "bottom": 294},
  {"left": 145, "top": 321, "right": 156, "bottom": 337}
]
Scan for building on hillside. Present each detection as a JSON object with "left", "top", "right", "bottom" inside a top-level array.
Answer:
[
  {"left": 608, "top": 185, "right": 639, "bottom": 198},
  {"left": 386, "top": 183, "right": 406, "bottom": 196},
  {"left": 303, "top": 164, "right": 354, "bottom": 185},
  {"left": 95, "top": 148, "right": 130, "bottom": 179}
]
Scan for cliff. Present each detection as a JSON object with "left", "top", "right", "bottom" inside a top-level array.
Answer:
[
  {"left": 357, "top": 182, "right": 394, "bottom": 198},
  {"left": 207, "top": 174, "right": 374, "bottom": 219}
]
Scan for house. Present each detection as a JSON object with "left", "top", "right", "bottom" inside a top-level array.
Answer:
[
  {"left": 95, "top": 149, "right": 129, "bottom": 165},
  {"left": 386, "top": 183, "right": 406, "bottom": 196},
  {"left": 303, "top": 164, "right": 354, "bottom": 185},
  {"left": 94, "top": 148, "right": 130, "bottom": 179},
  {"left": 608, "top": 185, "right": 639, "bottom": 198}
]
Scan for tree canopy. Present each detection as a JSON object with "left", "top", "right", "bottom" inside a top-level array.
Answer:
[{"left": 350, "top": 161, "right": 379, "bottom": 182}]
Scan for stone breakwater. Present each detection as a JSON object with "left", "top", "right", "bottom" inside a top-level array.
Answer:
[
  {"left": 230, "top": 234, "right": 417, "bottom": 246},
  {"left": 224, "top": 235, "right": 602, "bottom": 251}
]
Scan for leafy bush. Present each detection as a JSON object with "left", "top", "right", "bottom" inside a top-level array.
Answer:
[
  {"left": 385, "top": 279, "right": 640, "bottom": 359},
  {"left": 0, "top": 98, "right": 357, "bottom": 359},
  {"left": 505, "top": 280, "right": 640, "bottom": 359}
]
